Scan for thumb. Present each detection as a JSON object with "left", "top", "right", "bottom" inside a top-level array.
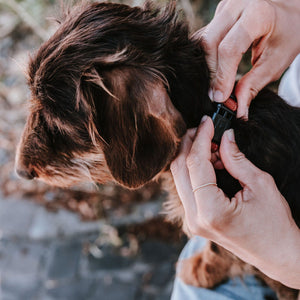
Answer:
[
  {"left": 235, "top": 58, "right": 279, "bottom": 118},
  {"left": 220, "top": 129, "right": 261, "bottom": 186}
]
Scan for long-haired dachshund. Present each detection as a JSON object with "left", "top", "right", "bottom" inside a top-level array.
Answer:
[{"left": 15, "top": 2, "right": 299, "bottom": 299}]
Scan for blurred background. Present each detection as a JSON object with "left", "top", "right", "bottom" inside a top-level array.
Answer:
[{"left": 0, "top": 1, "right": 221, "bottom": 299}]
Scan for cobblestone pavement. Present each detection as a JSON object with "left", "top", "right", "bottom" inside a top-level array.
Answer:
[{"left": 0, "top": 196, "right": 185, "bottom": 300}]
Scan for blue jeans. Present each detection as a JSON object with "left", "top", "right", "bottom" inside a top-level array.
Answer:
[{"left": 171, "top": 237, "right": 277, "bottom": 300}]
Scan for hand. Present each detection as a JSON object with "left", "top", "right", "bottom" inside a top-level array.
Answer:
[
  {"left": 195, "top": 0, "right": 300, "bottom": 118},
  {"left": 170, "top": 116, "right": 300, "bottom": 288}
]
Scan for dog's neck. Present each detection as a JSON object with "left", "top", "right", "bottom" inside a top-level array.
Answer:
[{"left": 166, "top": 44, "right": 215, "bottom": 128}]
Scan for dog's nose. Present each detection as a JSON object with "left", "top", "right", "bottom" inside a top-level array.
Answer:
[{"left": 16, "top": 168, "right": 37, "bottom": 180}]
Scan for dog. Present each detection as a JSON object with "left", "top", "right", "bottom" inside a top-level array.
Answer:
[{"left": 15, "top": 2, "right": 299, "bottom": 299}]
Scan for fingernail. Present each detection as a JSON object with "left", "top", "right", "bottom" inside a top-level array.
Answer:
[
  {"left": 225, "top": 129, "right": 235, "bottom": 142},
  {"left": 208, "top": 88, "right": 213, "bottom": 101},
  {"left": 201, "top": 115, "right": 208, "bottom": 123},
  {"left": 213, "top": 90, "right": 224, "bottom": 102}
]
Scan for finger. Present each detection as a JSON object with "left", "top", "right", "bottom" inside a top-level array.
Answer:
[
  {"left": 171, "top": 128, "right": 197, "bottom": 178},
  {"left": 214, "top": 159, "right": 225, "bottom": 170},
  {"left": 220, "top": 129, "right": 262, "bottom": 186},
  {"left": 214, "top": 0, "right": 227, "bottom": 15},
  {"left": 235, "top": 49, "right": 291, "bottom": 118},
  {"left": 170, "top": 129, "right": 198, "bottom": 214},
  {"left": 201, "top": 0, "right": 246, "bottom": 88},
  {"left": 186, "top": 117, "right": 218, "bottom": 192},
  {"left": 212, "top": 25, "right": 250, "bottom": 102},
  {"left": 187, "top": 118, "right": 231, "bottom": 216},
  {"left": 211, "top": 152, "right": 217, "bottom": 163},
  {"left": 211, "top": 151, "right": 225, "bottom": 169},
  {"left": 213, "top": 19, "right": 269, "bottom": 103},
  {"left": 212, "top": 0, "right": 275, "bottom": 103}
]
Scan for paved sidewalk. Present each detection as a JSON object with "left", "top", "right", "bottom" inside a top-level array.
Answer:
[{"left": 0, "top": 196, "right": 184, "bottom": 300}]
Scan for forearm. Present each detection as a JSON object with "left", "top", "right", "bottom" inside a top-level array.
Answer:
[
  {"left": 257, "top": 225, "right": 300, "bottom": 289},
  {"left": 220, "top": 223, "right": 300, "bottom": 289}
]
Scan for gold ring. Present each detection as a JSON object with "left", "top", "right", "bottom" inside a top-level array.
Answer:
[{"left": 192, "top": 183, "right": 217, "bottom": 193}]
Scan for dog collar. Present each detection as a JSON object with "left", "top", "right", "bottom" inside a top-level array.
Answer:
[{"left": 211, "top": 94, "right": 237, "bottom": 152}]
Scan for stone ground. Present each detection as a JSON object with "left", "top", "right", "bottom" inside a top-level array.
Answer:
[{"left": 0, "top": 195, "right": 186, "bottom": 300}]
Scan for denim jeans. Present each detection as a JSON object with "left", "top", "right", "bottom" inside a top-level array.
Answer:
[{"left": 171, "top": 236, "right": 277, "bottom": 300}]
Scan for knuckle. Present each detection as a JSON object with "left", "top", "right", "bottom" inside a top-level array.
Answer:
[
  {"left": 256, "top": 0, "right": 272, "bottom": 15},
  {"left": 256, "top": 171, "right": 273, "bottom": 186},
  {"left": 186, "top": 151, "right": 201, "bottom": 169},
  {"left": 215, "top": 0, "right": 227, "bottom": 14},
  {"left": 232, "top": 149, "right": 246, "bottom": 163},
  {"left": 239, "top": 76, "right": 260, "bottom": 100},
  {"left": 248, "top": 85, "right": 260, "bottom": 99},
  {"left": 250, "top": 0, "right": 274, "bottom": 23}
]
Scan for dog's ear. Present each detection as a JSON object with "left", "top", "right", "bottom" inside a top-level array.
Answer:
[{"left": 81, "top": 67, "right": 185, "bottom": 188}]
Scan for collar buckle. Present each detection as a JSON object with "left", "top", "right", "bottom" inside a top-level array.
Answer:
[{"left": 211, "top": 95, "right": 237, "bottom": 152}]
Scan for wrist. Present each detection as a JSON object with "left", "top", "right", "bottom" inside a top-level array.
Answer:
[{"left": 255, "top": 224, "right": 300, "bottom": 289}]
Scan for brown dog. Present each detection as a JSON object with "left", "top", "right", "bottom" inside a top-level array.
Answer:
[{"left": 15, "top": 2, "right": 299, "bottom": 299}]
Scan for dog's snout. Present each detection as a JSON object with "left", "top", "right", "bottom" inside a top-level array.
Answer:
[
  {"left": 15, "top": 134, "right": 39, "bottom": 180},
  {"left": 16, "top": 167, "right": 37, "bottom": 180}
]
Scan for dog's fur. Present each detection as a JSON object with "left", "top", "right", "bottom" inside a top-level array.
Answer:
[{"left": 15, "top": 2, "right": 299, "bottom": 299}]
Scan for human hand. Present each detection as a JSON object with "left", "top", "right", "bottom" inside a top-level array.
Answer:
[
  {"left": 195, "top": 0, "right": 300, "bottom": 118},
  {"left": 170, "top": 116, "right": 300, "bottom": 288}
]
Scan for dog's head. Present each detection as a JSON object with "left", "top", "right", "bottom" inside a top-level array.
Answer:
[{"left": 15, "top": 2, "right": 210, "bottom": 189}]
